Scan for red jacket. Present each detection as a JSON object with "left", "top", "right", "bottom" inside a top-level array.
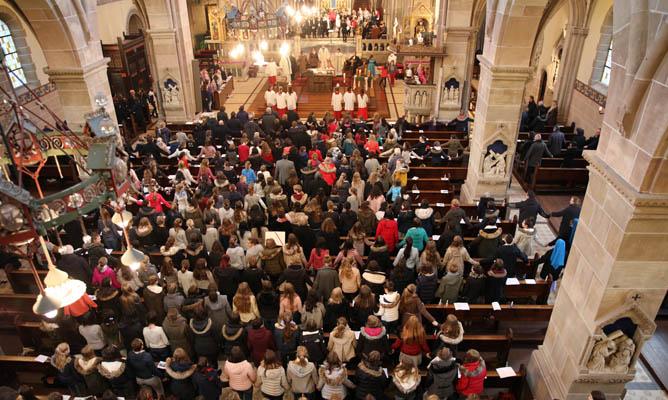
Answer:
[
  {"left": 246, "top": 327, "right": 275, "bottom": 365},
  {"left": 456, "top": 359, "right": 487, "bottom": 396},
  {"left": 376, "top": 219, "right": 399, "bottom": 252},
  {"left": 238, "top": 144, "right": 250, "bottom": 162},
  {"left": 391, "top": 338, "right": 429, "bottom": 356}
]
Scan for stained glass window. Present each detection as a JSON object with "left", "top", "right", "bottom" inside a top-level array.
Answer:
[
  {"left": 0, "top": 20, "right": 26, "bottom": 89},
  {"left": 601, "top": 41, "right": 612, "bottom": 86}
]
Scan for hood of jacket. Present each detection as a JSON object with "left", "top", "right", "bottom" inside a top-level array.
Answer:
[
  {"left": 189, "top": 318, "right": 212, "bottom": 334},
  {"left": 288, "top": 361, "right": 316, "bottom": 378},
  {"left": 362, "top": 270, "right": 386, "bottom": 284},
  {"left": 428, "top": 356, "right": 457, "bottom": 375},
  {"left": 261, "top": 246, "right": 282, "bottom": 259},
  {"left": 360, "top": 325, "right": 386, "bottom": 340},
  {"left": 479, "top": 227, "right": 502, "bottom": 239},
  {"left": 98, "top": 361, "right": 126, "bottom": 379},
  {"left": 319, "top": 365, "right": 346, "bottom": 386},
  {"left": 438, "top": 322, "right": 464, "bottom": 345},
  {"left": 415, "top": 207, "right": 434, "bottom": 220},
  {"left": 74, "top": 355, "right": 101, "bottom": 376},
  {"left": 358, "top": 362, "right": 383, "bottom": 377},
  {"left": 136, "top": 224, "right": 153, "bottom": 238},
  {"left": 518, "top": 226, "right": 536, "bottom": 236},
  {"left": 379, "top": 292, "right": 400, "bottom": 308},
  {"left": 222, "top": 324, "right": 244, "bottom": 340},
  {"left": 488, "top": 269, "right": 507, "bottom": 279},
  {"left": 461, "top": 359, "right": 486, "bottom": 378},
  {"left": 166, "top": 362, "right": 196, "bottom": 380},
  {"left": 370, "top": 244, "right": 387, "bottom": 253}
]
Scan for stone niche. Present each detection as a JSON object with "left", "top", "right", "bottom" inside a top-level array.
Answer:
[{"left": 573, "top": 293, "right": 656, "bottom": 391}]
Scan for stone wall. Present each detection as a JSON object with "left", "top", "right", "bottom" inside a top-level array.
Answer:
[{"left": 567, "top": 87, "right": 603, "bottom": 136}]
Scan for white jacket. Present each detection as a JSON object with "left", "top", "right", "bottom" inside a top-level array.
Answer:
[
  {"left": 286, "top": 92, "right": 298, "bottom": 110},
  {"left": 343, "top": 92, "right": 356, "bottom": 111},
  {"left": 357, "top": 94, "right": 368, "bottom": 108},
  {"left": 331, "top": 92, "right": 343, "bottom": 111},
  {"left": 376, "top": 291, "right": 400, "bottom": 322},
  {"left": 276, "top": 92, "right": 288, "bottom": 108},
  {"left": 265, "top": 90, "right": 277, "bottom": 106}
]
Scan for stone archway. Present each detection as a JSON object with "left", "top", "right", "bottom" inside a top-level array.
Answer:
[
  {"left": 13, "top": 0, "right": 116, "bottom": 130},
  {"left": 127, "top": 12, "right": 145, "bottom": 35},
  {"left": 0, "top": 5, "right": 41, "bottom": 90}
]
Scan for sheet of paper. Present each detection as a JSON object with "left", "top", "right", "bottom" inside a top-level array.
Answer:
[
  {"left": 436, "top": 202, "right": 445, "bottom": 207},
  {"left": 411, "top": 190, "right": 420, "bottom": 194},
  {"left": 105, "top": 249, "right": 113, "bottom": 254},
  {"left": 383, "top": 368, "right": 388, "bottom": 377},
  {"left": 524, "top": 279, "right": 537, "bottom": 285},
  {"left": 411, "top": 176, "right": 419, "bottom": 180},
  {"left": 492, "top": 302, "right": 502, "bottom": 311},
  {"left": 89, "top": 295, "right": 96, "bottom": 301},
  {"left": 506, "top": 278, "right": 521, "bottom": 286},
  {"left": 440, "top": 177, "right": 449, "bottom": 181},
  {"left": 454, "top": 302, "right": 470, "bottom": 311},
  {"left": 432, "top": 235, "right": 440, "bottom": 241},
  {"left": 354, "top": 331, "right": 360, "bottom": 340},
  {"left": 460, "top": 219, "right": 466, "bottom": 224},
  {"left": 34, "top": 355, "right": 49, "bottom": 363},
  {"left": 496, "top": 367, "right": 517, "bottom": 379},
  {"left": 264, "top": 231, "right": 286, "bottom": 247},
  {"left": 157, "top": 361, "right": 167, "bottom": 370},
  {"left": 440, "top": 190, "right": 449, "bottom": 194}
]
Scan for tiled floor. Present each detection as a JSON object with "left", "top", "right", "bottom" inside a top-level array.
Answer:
[{"left": 626, "top": 362, "right": 668, "bottom": 399}]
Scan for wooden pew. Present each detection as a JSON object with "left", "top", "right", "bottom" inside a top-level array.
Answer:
[
  {"left": 400, "top": 137, "right": 469, "bottom": 147},
  {"left": 6, "top": 268, "right": 47, "bottom": 295},
  {"left": 409, "top": 166, "right": 468, "bottom": 181},
  {"left": 424, "top": 304, "right": 553, "bottom": 324},
  {"left": 406, "top": 179, "right": 459, "bottom": 192},
  {"left": 0, "top": 294, "right": 42, "bottom": 321},
  {"left": 402, "top": 130, "right": 468, "bottom": 140},
  {"left": 531, "top": 167, "right": 589, "bottom": 192}
]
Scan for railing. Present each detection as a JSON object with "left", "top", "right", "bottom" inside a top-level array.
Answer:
[
  {"left": 404, "top": 83, "right": 436, "bottom": 117},
  {"left": 358, "top": 38, "right": 392, "bottom": 62},
  {"left": 0, "top": 82, "right": 57, "bottom": 115}
]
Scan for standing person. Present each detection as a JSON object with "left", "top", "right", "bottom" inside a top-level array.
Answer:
[
  {"left": 165, "top": 348, "right": 197, "bottom": 400},
  {"left": 286, "top": 86, "right": 298, "bottom": 114},
  {"left": 327, "top": 317, "right": 356, "bottom": 363},
  {"left": 127, "top": 339, "right": 165, "bottom": 396},
  {"left": 192, "top": 357, "right": 223, "bottom": 400},
  {"left": 317, "top": 352, "right": 356, "bottom": 400},
  {"left": 266, "top": 60, "right": 278, "bottom": 87},
  {"left": 331, "top": 87, "right": 344, "bottom": 120},
  {"left": 509, "top": 190, "right": 549, "bottom": 224},
  {"left": 392, "top": 359, "right": 421, "bottom": 400},
  {"left": 548, "top": 125, "right": 566, "bottom": 157},
  {"left": 523, "top": 133, "right": 553, "bottom": 182},
  {"left": 51, "top": 343, "right": 86, "bottom": 396},
  {"left": 286, "top": 346, "right": 319, "bottom": 399},
  {"left": 222, "top": 346, "right": 256, "bottom": 400},
  {"left": 425, "top": 347, "right": 458, "bottom": 399},
  {"left": 548, "top": 196, "right": 581, "bottom": 244},
  {"left": 357, "top": 89, "right": 369, "bottom": 120},
  {"left": 275, "top": 87, "right": 288, "bottom": 118},
  {"left": 255, "top": 350, "right": 290, "bottom": 400},
  {"left": 354, "top": 350, "right": 387, "bottom": 400},
  {"left": 343, "top": 87, "right": 356, "bottom": 117},
  {"left": 265, "top": 86, "right": 277, "bottom": 110},
  {"left": 456, "top": 350, "right": 487, "bottom": 397},
  {"left": 391, "top": 315, "right": 430, "bottom": 366}
]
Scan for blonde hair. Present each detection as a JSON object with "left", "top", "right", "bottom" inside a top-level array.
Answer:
[
  {"left": 295, "top": 346, "right": 309, "bottom": 367},
  {"left": 332, "top": 317, "right": 349, "bottom": 339},
  {"left": 401, "top": 315, "right": 426, "bottom": 346},
  {"left": 329, "top": 287, "right": 344, "bottom": 304},
  {"left": 52, "top": 342, "right": 71, "bottom": 371}
]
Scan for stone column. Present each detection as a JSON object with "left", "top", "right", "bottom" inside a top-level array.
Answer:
[
  {"left": 528, "top": 151, "right": 667, "bottom": 399},
  {"left": 143, "top": 0, "right": 196, "bottom": 123},
  {"left": 553, "top": 25, "right": 589, "bottom": 124},
  {"left": 460, "top": 55, "right": 531, "bottom": 201},
  {"left": 438, "top": 27, "right": 476, "bottom": 120},
  {"left": 44, "top": 57, "right": 116, "bottom": 131},
  {"left": 460, "top": 0, "right": 547, "bottom": 202}
]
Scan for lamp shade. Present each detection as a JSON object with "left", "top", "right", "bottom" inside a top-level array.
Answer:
[
  {"left": 33, "top": 291, "right": 60, "bottom": 318},
  {"left": 44, "top": 278, "right": 87, "bottom": 309},
  {"left": 122, "top": 247, "right": 145, "bottom": 271},
  {"left": 111, "top": 210, "right": 133, "bottom": 228}
]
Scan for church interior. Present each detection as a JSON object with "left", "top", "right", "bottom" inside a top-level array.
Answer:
[{"left": 0, "top": 0, "right": 667, "bottom": 399}]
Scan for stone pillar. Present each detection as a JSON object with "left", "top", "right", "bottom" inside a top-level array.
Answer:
[
  {"left": 528, "top": 151, "right": 666, "bottom": 399},
  {"left": 553, "top": 25, "right": 589, "bottom": 124},
  {"left": 44, "top": 58, "right": 116, "bottom": 131},
  {"left": 438, "top": 27, "right": 476, "bottom": 120},
  {"left": 144, "top": 0, "right": 196, "bottom": 123},
  {"left": 460, "top": 0, "right": 547, "bottom": 202},
  {"left": 460, "top": 55, "right": 531, "bottom": 201}
]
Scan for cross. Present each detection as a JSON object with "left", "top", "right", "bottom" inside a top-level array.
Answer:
[{"left": 632, "top": 293, "right": 642, "bottom": 302}]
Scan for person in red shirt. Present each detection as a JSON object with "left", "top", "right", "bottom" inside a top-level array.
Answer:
[
  {"left": 365, "top": 134, "right": 380, "bottom": 155},
  {"left": 238, "top": 138, "right": 250, "bottom": 163},
  {"left": 376, "top": 210, "right": 399, "bottom": 253},
  {"left": 137, "top": 186, "right": 172, "bottom": 213},
  {"left": 456, "top": 349, "right": 487, "bottom": 396},
  {"left": 308, "top": 148, "right": 323, "bottom": 162},
  {"left": 391, "top": 315, "right": 430, "bottom": 365},
  {"left": 318, "top": 157, "right": 337, "bottom": 186}
]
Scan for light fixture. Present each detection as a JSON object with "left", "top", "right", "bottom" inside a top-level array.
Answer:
[
  {"left": 122, "top": 247, "right": 145, "bottom": 271},
  {"left": 295, "top": 12, "right": 303, "bottom": 24},
  {"left": 259, "top": 40, "right": 268, "bottom": 51},
  {"left": 33, "top": 291, "right": 60, "bottom": 319},
  {"left": 252, "top": 50, "right": 266, "bottom": 66},
  {"left": 38, "top": 236, "right": 87, "bottom": 309},
  {"left": 286, "top": 5, "right": 295, "bottom": 16},
  {"left": 280, "top": 42, "right": 290, "bottom": 58},
  {"left": 112, "top": 210, "right": 133, "bottom": 228}
]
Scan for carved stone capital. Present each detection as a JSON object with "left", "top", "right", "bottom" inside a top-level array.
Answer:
[
  {"left": 477, "top": 55, "right": 532, "bottom": 81},
  {"left": 44, "top": 57, "right": 111, "bottom": 81}
]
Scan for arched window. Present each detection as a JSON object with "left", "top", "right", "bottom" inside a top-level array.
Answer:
[
  {"left": 600, "top": 41, "right": 612, "bottom": 86},
  {"left": 0, "top": 19, "right": 26, "bottom": 88}
]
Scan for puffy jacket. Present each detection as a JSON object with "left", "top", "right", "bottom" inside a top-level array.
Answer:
[
  {"left": 426, "top": 356, "right": 458, "bottom": 398},
  {"left": 165, "top": 361, "right": 196, "bottom": 400},
  {"left": 376, "top": 218, "right": 399, "bottom": 252},
  {"left": 286, "top": 360, "right": 318, "bottom": 394},
  {"left": 247, "top": 326, "right": 276, "bottom": 365},
  {"left": 456, "top": 358, "right": 486, "bottom": 395},
  {"left": 190, "top": 318, "right": 219, "bottom": 359},
  {"left": 416, "top": 272, "right": 439, "bottom": 304},
  {"left": 354, "top": 363, "right": 387, "bottom": 400},
  {"left": 356, "top": 326, "right": 389, "bottom": 358},
  {"left": 471, "top": 227, "right": 502, "bottom": 258},
  {"left": 436, "top": 272, "right": 464, "bottom": 304},
  {"left": 415, "top": 207, "right": 435, "bottom": 236}
]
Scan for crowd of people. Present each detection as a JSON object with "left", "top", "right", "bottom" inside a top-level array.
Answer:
[
  {"left": 5, "top": 99, "right": 584, "bottom": 400},
  {"left": 300, "top": 8, "right": 386, "bottom": 41},
  {"left": 114, "top": 89, "right": 159, "bottom": 137}
]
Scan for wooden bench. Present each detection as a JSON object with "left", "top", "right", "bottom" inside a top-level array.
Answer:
[
  {"left": 530, "top": 166, "right": 589, "bottom": 193},
  {"left": 402, "top": 130, "right": 467, "bottom": 140},
  {"left": 405, "top": 179, "right": 459, "bottom": 192},
  {"left": 424, "top": 304, "right": 553, "bottom": 324},
  {"left": 409, "top": 166, "right": 468, "bottom": 181}
]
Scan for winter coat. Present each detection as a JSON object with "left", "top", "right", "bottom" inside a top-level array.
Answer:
[
  {"left": 73, "top": 355, "right": 107, "bottom": 395},
  {"left": 205, "top": 294, "right": 232, "bottom": 334},
  {"left": 415, "top": 207, "right": 435, "bottom": 236},
  {"left": 426, "top": 356, "right": 458, "bottom": 399},
  {"left": 399, "top": 227, "right": 429, "bottom": 252},
  {"left": 354, "top": 363, "right": 387, "bottom": 400},
  {"left": 368, "top": 245, "right": 392, "bottom": 272},
  {"left": 376, "top": 291, "right": 400, "bottom": 323},
  {"left": 98, "top": 361, "right": 135, "bottom": 398},
  {"left": 223, "top": 360, "right": 256, "bottom": 391},
  {"left": 247, "top": 326, "right": 276, "bottom": 365},
  {"left": 327, "top": 327, "right": 357, "bottom": 362},
  {"left": 436, "top": 322, "right": 464, "bottom": 353},
  {"left": 274, "top": 322, "right": 301, "bottom": 360},
  {"left": 300, "top": 330, "right": 327, "bottom": 365},
  {"left": 461, "top": 273, "right": 486, "bottom": 304},
  {"left": 143, "top": 285, "right": 165, "bottom": 322},
  {"left": 256, "top": 366, "right": 289, "bottom": 396},
  {"left": 190, "top": 318, "right": 219, "bottom": 359},
  {"left": 486, "top": 269, "right": 507, "bottom": 303},
  {"left": 126, "top": 350, "right": 158, "bottom": 380},
  {"left": 261, "top": 246, "right": 287, "bottom": 278},
  {"left": 300, "top": 302, "right": 326, "bottom": 330},
  {"left": 213, "top": 266, "right": 240, "bottom": 299},
  {"left": 318, "top": 365, "right": 354, "bottom": 400},
  {"left": 471, "top": 226, "right": 502, "bottom": 258},
  {"left": 356, "top": 326, "right": 389, "bottom": 358},
  {"left": 513, "top": 227, "right": 536, "bottom": 258},
  {"left": 287, "top": 360, "right": 319, "bottom": 394},
  {"left": 416, "top": 272, "right": 439, "bottom": 304},
  {"left": 436, "top": 272, "right": 464, "bottom": 304},
  {"left": 278, "top": 264, "right": 310, "bottom": 300},
  {"left": 494, "top": 243, "right": 529, "bottom": 278},
  {"left": 376, "top": 218, "right": 399, "bottom": 252},
  {"left": 456, "top": 358, "right": 486, "bottom": 396},
  {"left": 392, "top": 366, "right": 420, "bottom": 395},
  {"left": 165, "top": 361, "right": 197, "bottom": 400},
  {"left": 192, "top": 366, "right": 223, "bottom": 400},
  {"left": 162, "top": 314, "right": 192, "bottom": 356},
  {"left": 221, "top": 323, "right": 247, "bottom": 356},
  {"left": 314, "top": 267, "right": 341, "bottom": 302}
]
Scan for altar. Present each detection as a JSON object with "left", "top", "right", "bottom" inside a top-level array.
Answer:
[{"left": 305, "top": 68, "right": 334, "bottom": 92}]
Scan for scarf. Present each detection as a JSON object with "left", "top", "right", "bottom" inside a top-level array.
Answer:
[{"left": 550, "top": 239, "right": 566, "bottom": 269}]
